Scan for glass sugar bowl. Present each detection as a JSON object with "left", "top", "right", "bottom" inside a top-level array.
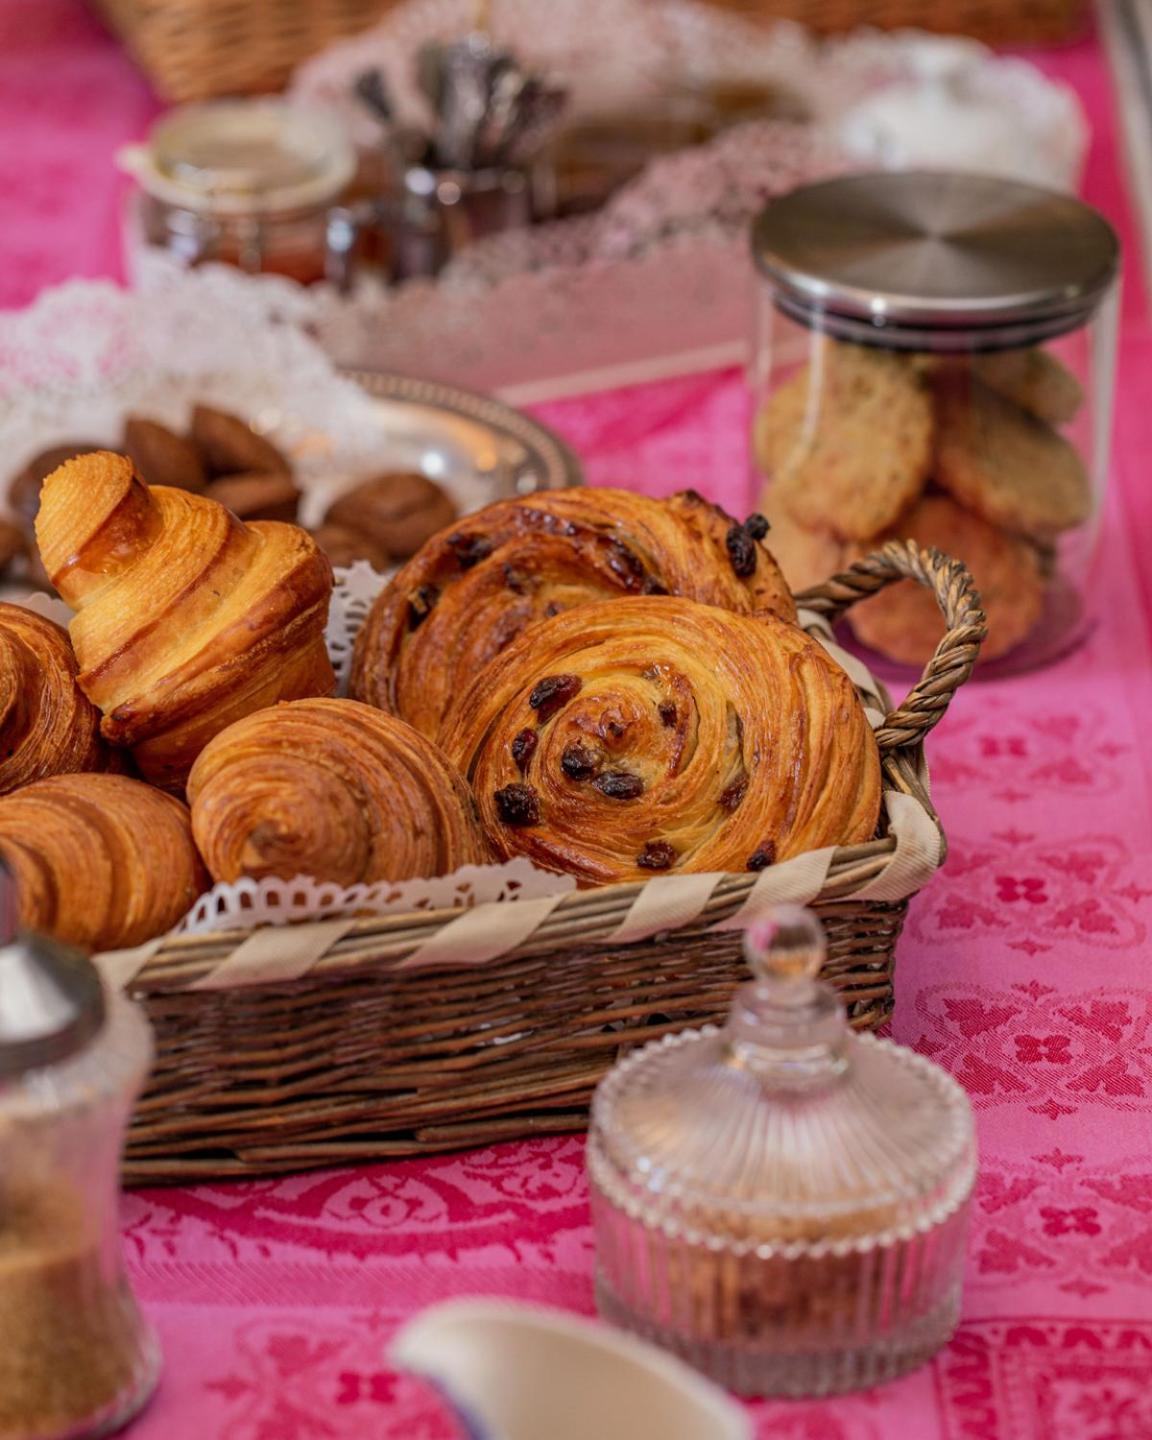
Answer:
[
  {"left": 750, "top": 170, "right": 1120, "bottom": 676},
  {"left": 0, "top": 875, "right": 158, "bottom": 1439},
  {"left": 588, "top": 907, "right": 977, "bottom": 1398},
  {"left": 120, "top": 100, "right": 357, "bottom": 285}
]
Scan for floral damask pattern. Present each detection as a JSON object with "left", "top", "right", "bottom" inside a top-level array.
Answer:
[
  {"left": 928, "top": 702, "right": 1134, "bottom": 802},
  {"left": 913, "top": 981, "right": 1152, "bottom": 1117},
  {"left": 908, "top": 835, "right": 1150, "bottom": 955},
  {"left": 202, "top": 1313, "right": 458, "bottom": 1440},
  {"left": 971, "top": 1153, "right": 1152, "bottom": 1296},
  {"left": 935, "top": 1319, "right": 1152, "bottom": 1440}
]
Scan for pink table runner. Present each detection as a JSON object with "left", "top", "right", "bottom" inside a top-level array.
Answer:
[{"left": 5, "top": 5, "right": 1152, "bottom": 1436}]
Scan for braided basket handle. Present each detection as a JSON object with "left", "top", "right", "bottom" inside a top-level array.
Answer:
[{"left": 797, "top": 540, "right": 987, "bottom": 754}]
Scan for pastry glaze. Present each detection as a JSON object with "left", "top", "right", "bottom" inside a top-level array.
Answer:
[
  {"left": 188, "top": 697, "right": 489, "bottom": 886},
  {"left": 351, "top": 487, "right": 796, "bottom": 742},
  {"left": 0, "top": 773, "right": 206, "bottom": 949},
  {"left": 441, "top": 596, "right": 880, "bottom": 885},
  {"left": 36, "top": 452, "right": 335, "bottom": 789}
]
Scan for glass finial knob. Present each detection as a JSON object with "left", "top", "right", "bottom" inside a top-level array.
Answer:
[{"left": 743, "top": 904, "right": 825, "bottom": 984}]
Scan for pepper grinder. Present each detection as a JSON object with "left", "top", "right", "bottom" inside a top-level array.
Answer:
[
  {"left": 0, "top": 863, "right": 159, "bottom": 1439},
  {"left": 588, "top": 906, "right": 977, "bottom": 1397}
]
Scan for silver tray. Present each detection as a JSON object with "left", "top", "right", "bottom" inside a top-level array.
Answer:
[{"left": 346, "top": 369, "right": 583, "bottom": 502}]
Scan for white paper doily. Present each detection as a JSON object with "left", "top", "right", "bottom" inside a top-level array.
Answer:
[{"left": 0, "top": 274, "right": 496, "bottom": 526}]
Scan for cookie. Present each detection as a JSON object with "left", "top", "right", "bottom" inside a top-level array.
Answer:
[
  {"left": 935, "top": 380, "right": 1090, "bottom": 540},
  {"left": 755, "top": 490, "right": 844, "bottom": 595},
  {"left": 847, "top": 493, "right": 1045, "bottom": 665},
  {"left": 324, "top": 473, "right": 457, "bottom": 559},
  {"left": 310, "top": 522, "right": 392, "bottom": 571},
  {"left": 190, "top": 405, "right": 291, "bottom": 477},
  {"left": 757, "top": 344, "right": 933, "bottom": 542},
  {"left": 971, "top": 348, "right": 1083, "bottom": 427},
  {"left": 123, "top": 416, "right": 207, "bottom": 492},
  {"left": 203, "top": 472, "right": 301, "bottom": 523}
]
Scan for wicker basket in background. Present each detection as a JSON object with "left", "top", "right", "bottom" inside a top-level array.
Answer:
[
  {"left": 92, "top": 0, "right": 1087, "bottom": 102},
  {"left": 117, "top": 543, "right": 985, "bottom": 1184}
]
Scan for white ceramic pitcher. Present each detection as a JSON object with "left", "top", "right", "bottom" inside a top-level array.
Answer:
[{"left": 391, "top": 1300, "right": 751, "bottom": 1440}]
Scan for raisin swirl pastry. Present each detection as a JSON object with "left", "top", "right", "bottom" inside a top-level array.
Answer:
[
  {"left": 440, "top": 597, "right": 881, "bottom": 885},
  {"left": 0, "top": 604, "right": 121, "bottom": 796},
  {"left": 35, "top": 452, "right": 335, "bottom": 790},
  {"left": 188, "top": 698, "right": 489, "bottom": 886},
  {"left": 0, "top": 773, "right": 207, "bottom": 950},
  {"left": 350, "top": 487, "right": 796, "bottom": 742}
]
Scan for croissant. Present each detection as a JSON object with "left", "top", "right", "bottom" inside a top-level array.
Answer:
[
  {"left": 187, "top": 698, "right": 489, "bottom": 886},
  {"left": 440, "top": 596, "right": 881, "bottom": 885},
  {"left": 0, "top": 604, "right": 121, "bottom": 795},
  {"left": 35, "top": 452, "right": 335, "bottom": 790},
  {"left": 350, "top": 487, "right": 796, "bottom": 742},
  {"left": 0, "top": 773, "right": 207, "bottom": 950}
]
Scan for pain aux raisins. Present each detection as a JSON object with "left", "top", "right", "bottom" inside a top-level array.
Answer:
[
  {"left": 746, "top": 842, "right": 777, "bottom": 871},
  {"left": 510, "top": 729, "right": 538, "bottom": 773},
  {"left": 637, "top": 840, "right": 676, "bottom": 870},
  {"left": 529, "top": 673, "right": 582, "bottom": 722},
  {"left": 657, "top": 701, "right": 677, "bottom": 727},
  {"left": 594, "top": 770, "right": 644, "bottom": 800},
  {"left": 494, "top": 783, "right": 540, "bottom": 826}
]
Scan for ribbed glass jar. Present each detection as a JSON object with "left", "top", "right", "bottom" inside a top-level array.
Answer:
[{"left": 587, "top": 907, "right": 976, "bottom": 1398}]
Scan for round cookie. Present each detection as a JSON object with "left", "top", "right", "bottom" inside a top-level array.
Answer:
[
  {"left": 757, "top": 343, "right": 933, "bottom": 542},
  {"left": 971, "top": 348, "right": 1083, "bottom": 427},
  {"left": 935, "top": 380, "right": 1090, "bottom": 540},
  {"left": 755, "top": 491, "right": 844, "bottom": 595},
  {"left": 847, "top": 493, "right": 1045, "bottom": 665}
]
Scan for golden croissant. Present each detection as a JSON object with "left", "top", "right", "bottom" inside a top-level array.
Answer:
[
  {"left": 187, "top": 698, "right": 489, "bottom": 886},
  {"left": 35, "top": 452, "right": 335, "bottom": 789},
  {"left": 350, "top": 487, "right": 796, "bottom": 742},
  {"left": 0, "top": 773, "right": 207, "bottom": 950},
  {"left": 440, "top": 596, "right": 881, "bottom": 885},
  {"left": 0, "top": 603, "right": 121, "bottom": 795}
]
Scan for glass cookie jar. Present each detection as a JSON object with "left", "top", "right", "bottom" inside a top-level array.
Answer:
[
  {"left": 749, "top": 170, "right": 1120, "bottom": 675},
  {"left": 587, "top": 907, "right": 976, "bottom": 1398},
  {"left": 120, "top": 100, "right": 357, "bottom": 285},
  {"left": 0, "top": 873, "right": 159, "bottom": 1439}
]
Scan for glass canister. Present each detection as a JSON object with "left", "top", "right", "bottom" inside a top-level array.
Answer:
[
  {"left": 587, "top": 907, "right": 976, "bottom": 1398},
  {"left": 120, "top": 100, "right": 357, "bottom": 285},
  {"left": 749, "top": 170, "right": 1120, "bottom": 675},
  {"left": 0, "top": 871, "right": 158, "bottom": 1439}
]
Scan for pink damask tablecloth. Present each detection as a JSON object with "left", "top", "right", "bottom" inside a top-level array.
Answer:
[{"left": 4, "top": 4, "right": 1152, "bottom": 1437}]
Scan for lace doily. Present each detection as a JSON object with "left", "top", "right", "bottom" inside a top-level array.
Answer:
[{"left": 0, "top": 275, "right": 494, "bottom": 524}]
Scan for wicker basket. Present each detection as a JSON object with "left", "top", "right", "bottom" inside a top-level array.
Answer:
[
  {"left": 92, "top": 0, "right": 1087, "bottom": 103},
  {"left": 113, "top": 542, "right": 985, "bottom": 1183}
]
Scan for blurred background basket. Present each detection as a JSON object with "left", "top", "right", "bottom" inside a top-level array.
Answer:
[
  {"left": 116, "top": 543, "right": 986, "bottom": 1183},
  {"left": 92, "top": 0, "right": 1088, "bottom": 102}
]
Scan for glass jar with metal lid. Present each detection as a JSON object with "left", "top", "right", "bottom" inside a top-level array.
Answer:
[
  {"left": 749, "top": 170, "right": 1120, "bottom": 674},
  {"left": 0, "top": 865, "right": 158, "bottom": 1439},
  {"left": 120, "top": 100, "right": 357, "bottom": 285}
]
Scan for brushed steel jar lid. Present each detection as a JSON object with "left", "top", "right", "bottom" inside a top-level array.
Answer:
[{"left": 753, "top": 170, "right": 1119, "bottom": 343}]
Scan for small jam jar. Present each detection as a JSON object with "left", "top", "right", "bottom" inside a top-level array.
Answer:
[
  {"left": 749, "top": 171, "right": 1120, "bottom": 675},
  {"left": 588, "top": 907, "right": 977, "bottom": 1398},
  {"left": 121, "top": 100, "right": 356, "bottom": 285},
  {"left": 0, "top": 872, "right": 158, "bottom": 1439}
]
